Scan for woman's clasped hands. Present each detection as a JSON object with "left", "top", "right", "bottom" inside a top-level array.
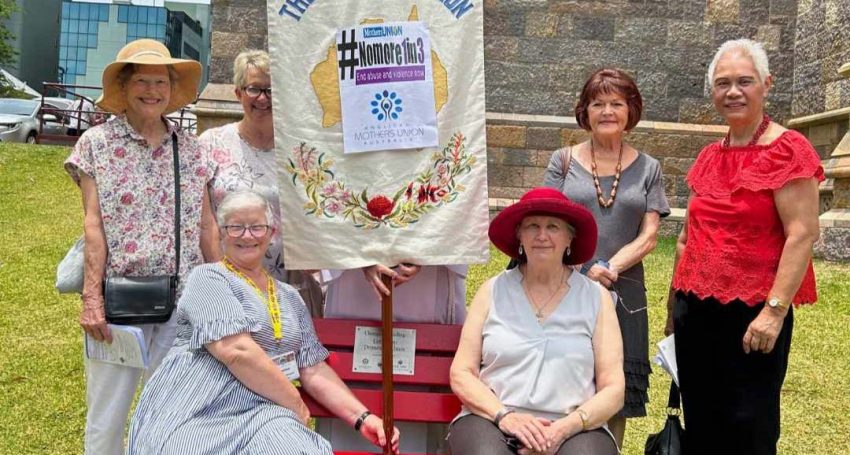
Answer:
[{"left": 499, "top": 412, "right": 571, "bottom": 455}]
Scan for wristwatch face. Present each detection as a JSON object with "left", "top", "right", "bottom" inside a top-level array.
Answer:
[{"left": 768, "top": 297, "right": 781, "bottom": 308}]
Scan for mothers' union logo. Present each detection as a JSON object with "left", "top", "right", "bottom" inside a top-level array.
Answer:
[{"left": 370, "top": 90, "right": 403, "bottom": 121}]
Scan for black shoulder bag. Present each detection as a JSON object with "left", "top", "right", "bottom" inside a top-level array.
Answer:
[
  {"left": 645, "top": 381, "right": 685, "bottom": 455},
  {"left": 104, "top": 133, "right": 181, "bottom": 325}
]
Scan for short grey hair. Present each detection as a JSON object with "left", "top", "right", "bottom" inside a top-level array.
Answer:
[
  {"left": 233, "top": 50, "right": 270, "bottom": 88},
  {"left": 216, "top": 191, "right": 275, "bottom": 228},
  {"left": 705, "top": 39, "right": 771, "bottom": 95}
]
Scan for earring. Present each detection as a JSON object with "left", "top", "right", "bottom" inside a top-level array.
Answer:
[
  {"left": 566, "top": 247, "right": 571, "bottom": 256},
  {"left": 518, "top": 245, "right": 524, "bottom": 256}
]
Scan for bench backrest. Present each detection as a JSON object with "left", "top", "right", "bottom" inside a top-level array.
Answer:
[{"left": 303, "top": 318, "right": 463, "bottom": 423}]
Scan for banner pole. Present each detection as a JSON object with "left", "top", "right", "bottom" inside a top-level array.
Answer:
[{"left": 381, "top": 274, "right": 394, "bottom": 455}]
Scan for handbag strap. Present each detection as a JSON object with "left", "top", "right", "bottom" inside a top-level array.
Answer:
[
  {"left": 172, "top": 132, "right": 181, "bottom": 279},
  {"left": 558, "top": 145, "right": 572, "bottom": 177},
  {"left": 667, "top": 381, "right": 681, "bottom": 410}
]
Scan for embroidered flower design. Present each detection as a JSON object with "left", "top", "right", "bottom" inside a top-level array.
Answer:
[
  {"left": 366, "top": 195, "right": 394, "bottom": 219},
  {"left": 284, "top": 132, "right": 475, "bottom": 229}
]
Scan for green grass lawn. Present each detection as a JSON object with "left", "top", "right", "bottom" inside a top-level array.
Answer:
[{"left": 1, "top": 143, "right": 848, "bottom": 454}]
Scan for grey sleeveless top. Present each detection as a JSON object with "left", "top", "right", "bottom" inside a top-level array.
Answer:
[{"left": 458, "top": 267, "right": 602, "bottom": 422}]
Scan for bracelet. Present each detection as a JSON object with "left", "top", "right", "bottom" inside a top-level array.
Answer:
[
  {"left": 353, "top": 410, "right": 371, "bottom": 432},
  {"left": 575, "top": 408, "right": 590, "bottom": 431},
  {"left": 493, "top": 407, "right": 515, "bottom": 427}
]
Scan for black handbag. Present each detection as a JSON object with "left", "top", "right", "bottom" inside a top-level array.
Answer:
[
  {"left": 104, "top": 133, "right": 181, "bottom": 325},
  {"left": 645, "top": 381, "right": 684, "bottom": 455}
]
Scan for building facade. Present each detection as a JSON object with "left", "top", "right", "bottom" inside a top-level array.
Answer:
[
  {"left": 59, "top": 0, "right": 211, "bottom": 99},
  {"left": 2, "top": 0, "right": 62, "bottom": 93}
]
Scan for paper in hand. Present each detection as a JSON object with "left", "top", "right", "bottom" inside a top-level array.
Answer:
[
  {"left": 652, "top": 334, "right": 679, "bottom": 387},
  {"left": 85, "top": 324, "right": 149, "bottom": 369}
]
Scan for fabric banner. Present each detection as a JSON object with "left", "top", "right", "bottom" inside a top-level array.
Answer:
[{"left": 268, "top": 0, "right": 489, "bottom": 270}]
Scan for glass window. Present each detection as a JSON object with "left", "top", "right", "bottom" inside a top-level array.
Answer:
[
  {"left": 59, "top": 47, "right": 67, "bottom": 59},
  {"left": 128, "top": 7, "right": 137, "bottom": 23},
  {"left": 118, "top": 5, "right": 127, "bottom": 22},
  {"left": 89, "top": 21, "right": 98, "bottom": 34},
  {"left": 69, "top": 2, "right": 78, "bottom": 19},
  {"left": 79, "top": 3, "right": 89, "bottom": 20},
  {"left": 99, "top": 5, "right": 108, "bottom": 22},
  {"left": 157, "top": 29, "right": 165, "bottom": 41},
  {"left": 60, "top": 33, "right": 68, "bottom": 46},
  {"left": 78, "top": 34, "right": 87, "bottom": 47},
  {"left": 76, "top": 47, "right": 85, "bottom": 60},
  {"left": 87, "top": 34, "right": 97, "bottom": 48},
  {"left": 61, "top": 18, "right": 68, "bottom": 30},
  {"left": 128, "top": 23, "right": 137, "bottom": 36},
  {"left": 69, "top": 20, "right": 78, "bottom": 33},
  {"left": 146, "top": 24, "right": 155, "bottom": 37},
  {"left": 62, "top": 1, "right": 70, "bottom": 17},
  {"left": 151, "top": 8, "right": 160, "bottom": 24},
  {"left": 158, "top": 9, "right": 166, "bottom": 24}
]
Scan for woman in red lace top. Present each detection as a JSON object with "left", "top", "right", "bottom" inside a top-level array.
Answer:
[{"left": 667, "top": 39, "right": 823, "bottom": 455}]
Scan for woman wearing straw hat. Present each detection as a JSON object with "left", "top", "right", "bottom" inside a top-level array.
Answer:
[
  {"left": 64, "top": 39, "right": 218, "bottom": 455},
  {"left": 449, "top": 187, "right": 623, "bottom": 455}
]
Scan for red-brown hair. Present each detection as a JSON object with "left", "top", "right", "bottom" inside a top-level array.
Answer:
[{"left": 575, "top": 68, "right": 643, "bottom": 132}]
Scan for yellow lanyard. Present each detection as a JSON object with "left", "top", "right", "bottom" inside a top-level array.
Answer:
[{"left": 222, "top": 258, "right": 281, "bottom": 340}]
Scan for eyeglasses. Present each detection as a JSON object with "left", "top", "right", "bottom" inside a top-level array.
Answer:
[
  {"left": 222, "top": 224, "right": 271, "bottom": 238},
  {"left": 611, "top": 275, "right": 648, "bottom": 315},
  {"left": 242, "top": 86, "right": 272, "bottom": 98}
]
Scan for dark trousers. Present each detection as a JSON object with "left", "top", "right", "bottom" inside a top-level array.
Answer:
[
  {"left": 673, "top": 292, "right": 793, "bottom": 455},
  {"left": 447, "top": 414, "right": 617, "bottom": 455}
]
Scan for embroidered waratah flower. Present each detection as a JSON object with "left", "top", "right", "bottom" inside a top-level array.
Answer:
[{"left": 366, "top": 195, "right": 394, "bottom": 219}]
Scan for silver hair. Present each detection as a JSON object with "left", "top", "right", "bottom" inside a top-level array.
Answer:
[
  {"left": 705, "top": 39, "right": 771, "bottom": 95},
  {"left": 233, "top": 49, "right": 270, "bottom": 89},
  {"left": 215, "top": 190, "right": 275, "bottom": 228}
]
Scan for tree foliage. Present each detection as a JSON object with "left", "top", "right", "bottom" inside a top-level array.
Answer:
[{"left": 0, "top": 0, "right": 18, "bottom": 67}]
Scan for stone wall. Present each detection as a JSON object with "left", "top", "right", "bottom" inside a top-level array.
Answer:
[
  {"left": 208, "top": 0, "right": 268, "bottom": 86},
  {"left": 485, "top": 113, "right": 726, "bottom": 210},
  {"left": 484, "top": 0, "right": 798, "bottom": 124},
  {"left": 792, "top": 0, "right": 850, "bottom": 117}
]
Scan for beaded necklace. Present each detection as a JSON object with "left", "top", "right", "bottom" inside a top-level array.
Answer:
[
  {"left": 222, "top": 257, "right": 281, "bottom": 340},
  {"left": 590, "top": 140, "right": 623, "bottom": 208},
  {"left": 721, "top": 114, "right": 771, "bottom": 148}
]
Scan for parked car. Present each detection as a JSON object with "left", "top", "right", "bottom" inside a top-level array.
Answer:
[{"left": 0, "top": 98, "right": 67, "bottom": 143}]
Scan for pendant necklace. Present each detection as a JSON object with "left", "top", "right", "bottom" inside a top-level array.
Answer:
[{"left": 522, "top": 266, "right": 567, "bottom": 324}]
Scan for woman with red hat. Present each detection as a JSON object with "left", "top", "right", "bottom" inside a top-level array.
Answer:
[{"left": 448, "top": 187, "right": 624, "bottom": 455}]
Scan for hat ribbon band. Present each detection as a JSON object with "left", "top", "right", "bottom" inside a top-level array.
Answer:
[{"left": 128, "top": 50, "right": 167, "bottom": 59}]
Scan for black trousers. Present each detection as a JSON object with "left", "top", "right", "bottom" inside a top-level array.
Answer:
[
  {"left": 447, "top": 414, "right": 617, "bottom": 455},
  {"left": 673, "top": 292, "right": 793, "bottom": 455}
]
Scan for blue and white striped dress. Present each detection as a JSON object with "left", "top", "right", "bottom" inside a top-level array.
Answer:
[{"left": 127, "top": 263, "right": 332, "bottom": 454}]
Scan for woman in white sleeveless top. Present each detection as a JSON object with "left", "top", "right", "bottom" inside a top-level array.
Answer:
[{"left": 449, "top": 187, "right": 624, "bottom": 454}]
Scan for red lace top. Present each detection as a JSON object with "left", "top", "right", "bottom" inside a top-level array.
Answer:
[{"left": 672, "top": 130, "right": 824, "bottom": 306}]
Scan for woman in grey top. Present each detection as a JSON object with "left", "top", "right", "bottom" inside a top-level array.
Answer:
[
  {"left": 544, "top": 68, "right": 670, "bottom": 446},
  {"left": 449, "top": 188, "right": 624, "bottom": 455}
]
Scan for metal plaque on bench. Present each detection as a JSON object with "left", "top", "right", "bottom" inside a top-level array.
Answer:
[{"left": 353, "top": 326, "right": 416, "bottom": 375}]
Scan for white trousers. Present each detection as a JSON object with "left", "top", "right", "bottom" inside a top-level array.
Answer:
[{"left": 83, "top": 318, "right": 176, "bottom": 455}]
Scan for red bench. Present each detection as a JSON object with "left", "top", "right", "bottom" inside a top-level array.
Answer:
[{"left": 302, "top": 318, "right": 463, "bottom": 455}]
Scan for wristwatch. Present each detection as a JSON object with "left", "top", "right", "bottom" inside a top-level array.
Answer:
[
  {"left": 493, "top": 407, "right": 515, "bottom": 427},
  {"left": 767, "top": 297, "right": 789, "bottom": 310}
]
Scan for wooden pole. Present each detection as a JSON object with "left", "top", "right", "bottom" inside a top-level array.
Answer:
[{"left": 381, "top": 274, "right": 394, "bottom": 455}]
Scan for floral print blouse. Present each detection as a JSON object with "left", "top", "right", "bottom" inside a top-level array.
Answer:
[
  {"left": 65, "top": 115, "right": 212, "bottom": 288},
  {"left": 200, "top": 122, "right": 289, "bottom": 281}
]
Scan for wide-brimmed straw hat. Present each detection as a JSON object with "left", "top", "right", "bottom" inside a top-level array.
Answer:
[
  {"left": 489, "top": 187, "right": 597, "bottom": 265},
  {"left": 96, "top": 39, "right": 201, "bottom": 115}
]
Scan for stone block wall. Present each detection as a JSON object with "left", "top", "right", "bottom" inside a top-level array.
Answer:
[
  {"left": 792, "top": 0, "right": 850, "bottom": 117},
  {"left": 484, "top": 0, "right": 799, "bottom": 124},
  {"left": 485, "top": 113, "right": 726, "bottom": 209}
]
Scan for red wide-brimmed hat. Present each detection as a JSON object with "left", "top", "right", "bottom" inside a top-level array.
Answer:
[{"left": 489, "top": 187, "right": 597, "bottom": 265}]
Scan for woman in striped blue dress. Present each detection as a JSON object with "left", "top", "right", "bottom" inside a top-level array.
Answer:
[{"left": 128, "top": 191, "right": 399, "bottom": 454}]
